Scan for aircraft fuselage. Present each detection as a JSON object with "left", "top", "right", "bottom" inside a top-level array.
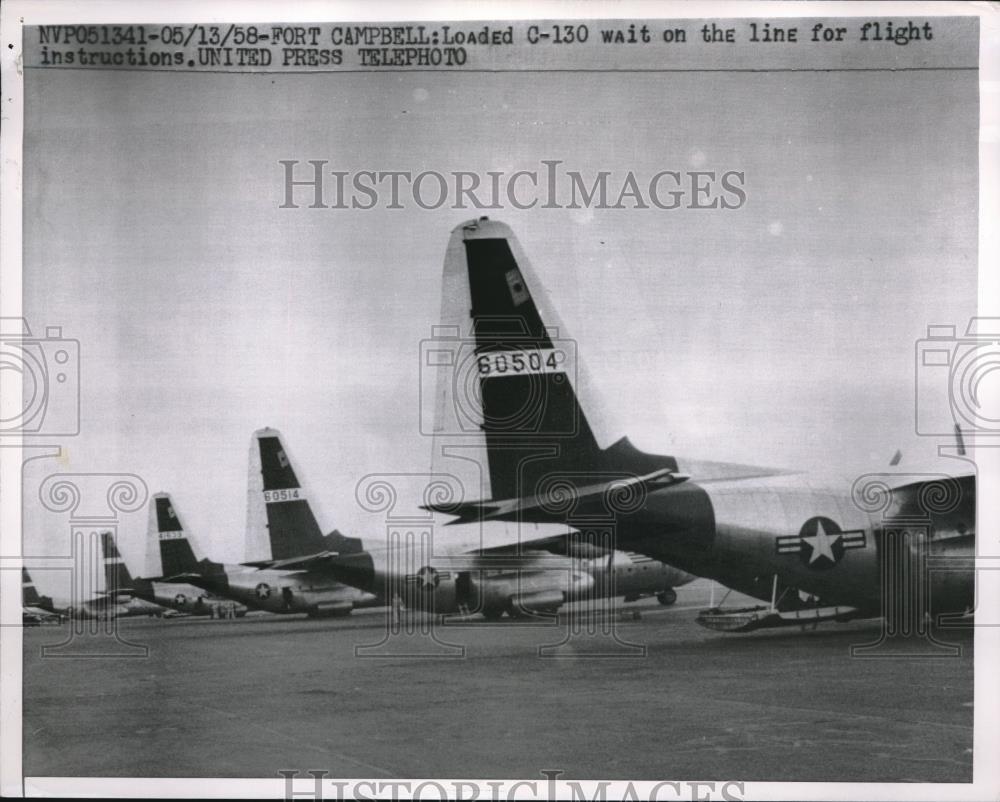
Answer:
[
  {"left": 185, "top": 564, "right": 380, "bottom": 617},
  {"left": 621, "top": 471, "right": 975, "bottom": 615}
]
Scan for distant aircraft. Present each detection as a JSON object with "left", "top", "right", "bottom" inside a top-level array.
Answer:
[
  {"left": 126, "top": 496, "right": 247, "bottom": 618},
  {"left": 245, "top": 432, "right": 695, "bottom": 619},
  {"left": 21, "top": 564, "right": 127, "bottom": 620},
  {"left": 99, "top": 532, "right": 171, "bottom": 618},
  {"left": 21, "top": 568, "right": 62, "bottom": 625},
  {"left": 20, "top": 532, "right": 165, "bottom": 621},
  {"left": 164, "top": 429, "right": 381, "bottom": 618},
  {"left": 404, "top": 218, "right": 975, "bottom": 631}
]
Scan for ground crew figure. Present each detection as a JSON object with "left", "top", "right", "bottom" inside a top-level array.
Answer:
[{"left": 391, "top": 593, "right": 402, "bottom": 628}]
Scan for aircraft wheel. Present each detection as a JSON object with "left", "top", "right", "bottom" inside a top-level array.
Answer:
[
  {"left": 506, "top": 603, "right": 526, "bottom": 620},
  {"left": 657, "top": 588, "right": 677, "bottom": 606}
]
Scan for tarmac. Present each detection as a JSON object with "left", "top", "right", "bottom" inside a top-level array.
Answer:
[{"left": 22, "top": 580, "right": 973, "bottom": 782}]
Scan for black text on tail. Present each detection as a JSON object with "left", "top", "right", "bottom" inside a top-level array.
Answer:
[
  {"left": 152, "top": 493, "right": 200, "bottom": 577},
  {"left": 253, "top": 430, "right": 328, "bottom": 560},
  {"left": 459, "top": 221, "right": 676, "bottom": 500}
]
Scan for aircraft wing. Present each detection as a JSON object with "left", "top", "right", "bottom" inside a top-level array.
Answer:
[
  {"left": 673, "top": 456, "right": 794, "bottom": 482},
  {"left": 240, "top": 523, "right": 601, "bottom": 572},
  {"left": 881, "top": 464, "right": 976, "bottom": 490},
  {"left": 422, "top": 467, "right": 689, "bottom": 524},
  {"left": 100, "top": 587, "right": 137, "bottom": 600},
  {"left": 239, "top": 551, "right": 338, "bottom": 572},
  {"left": 160, "top": 572, "right": 215, "bottom": 588}
]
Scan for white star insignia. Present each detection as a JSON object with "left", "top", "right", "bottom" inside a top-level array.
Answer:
[{"left": 801, "top": 519, "right": 841, "bottom": 564}]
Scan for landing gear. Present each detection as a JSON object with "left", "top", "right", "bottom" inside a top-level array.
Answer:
[
  {"left": 507, "top": 603, "right": 559, "bottom": 619},
  {"left": 482, "top": 606, "right": 505, "bottom": 621},
  {"left": 657, "top": 588, "right": 677, "bottom": 606}
]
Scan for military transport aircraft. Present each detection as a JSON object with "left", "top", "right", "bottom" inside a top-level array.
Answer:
[
  {"left": 420, "top": 217, "right": 977, "bottom": 631},
  {"left": 164, "top": 429, "right": 382, "bottom": 618},
  {"left": 20, "top": 565, "right": 130, "bottom": 621},
  {"left": 242, "top": 429, "right": 695, "bottom": 619},
  {"left": 21, "top": 568, "right": 62, "bottom": 624},
  {"left": 306, "top": 218, "right": 975, "bottom": 632},
  {"left": 20, "top": 533, "right": 166, "bottom": 621},
  {"left": 99, "top": 532, "right": 171, "bottom": 617},
  {"left": 124, "top": 496, "right": 248, "bottom": 618}
]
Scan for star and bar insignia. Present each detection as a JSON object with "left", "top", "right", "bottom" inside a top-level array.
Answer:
[
  {"left": 405, "top": 566, "right": 449, "bottom": 590},
  {"left": 776, "top": 516, "right": 866, "bottom": 570}
]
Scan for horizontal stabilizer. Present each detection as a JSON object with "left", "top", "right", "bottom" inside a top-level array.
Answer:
[
  {"left": 161, "top": 572, "right": 210, "bottom": 586},
  {"left": 424, "top": 468, "right": 689, "bottom": 524},
  {"left": 161, "top": 557, "right": 228, "bottom": 587},
  {"left": 102, "top": 588, "right": 136, "bottom": 600},
  {"left": 240, "top": 550, "right": 338, "bottom": 572}
]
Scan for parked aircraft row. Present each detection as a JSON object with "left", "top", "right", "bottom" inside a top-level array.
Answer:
[
  {"left": 25, "top": 218, "right": 976, "bottom": 633},
  {"left": 194, "top": 218, "right": 975, "bottom": 633},
  {"left": 23, "top": 426, "right": 692, "bottom": 623},
  {"left": 20, "top": 528, "right": 246, "bottom": 623}
]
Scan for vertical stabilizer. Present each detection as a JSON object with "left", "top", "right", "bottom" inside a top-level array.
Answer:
[
  {"left": 430, "top": 218, "right": 676, "bottom": 502},
  {"left": 247, "top": 428, "right": 328, "bottom": 561},
  {"left": 150, "top": 493, "right": 201, "bottom": 577},
  {"left": 101, "top": 531, "right": 135, "bottom": 593}
]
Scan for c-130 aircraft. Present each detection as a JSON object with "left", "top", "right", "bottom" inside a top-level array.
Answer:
[{"left": 316, "top": 218, "right": 974, "bottom": 633}]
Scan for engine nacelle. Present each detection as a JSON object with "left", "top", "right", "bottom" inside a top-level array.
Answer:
[
  {"left": 479, "top": 568, "right": 593, "bottom": 614},
  {"left": 308, "top": 601, "right": 354, "bottom": 618},
  {"left": 508, "top": 588, "right": 566, "bottom": 614}
]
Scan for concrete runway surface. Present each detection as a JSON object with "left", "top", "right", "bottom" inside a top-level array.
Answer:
[{"left": 22, "top": 581, "right": 973, "bottom": 782}]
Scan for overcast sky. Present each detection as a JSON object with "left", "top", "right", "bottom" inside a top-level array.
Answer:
[{"left": 21, "top": 65, "right": 976, "bottom": 594}]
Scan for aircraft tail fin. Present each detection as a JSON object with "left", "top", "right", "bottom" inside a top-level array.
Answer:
[
  {"left": 322, "top": 528, "right": 364, "bottom": 555},
  {"left": 431, "top": 218, "right": 676, "bottom": 502},
  {"left": 22, "top": 567, "right": 49, "bottom": 608},
  {"left": 101, "top": 531, "right": 134, "bottom": 594},
  {"left": 150, "top": 493, "right": 201, "bottom": 577},
  {"left": 246, "top": 428, "right": 329, "bottom": 561}
]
